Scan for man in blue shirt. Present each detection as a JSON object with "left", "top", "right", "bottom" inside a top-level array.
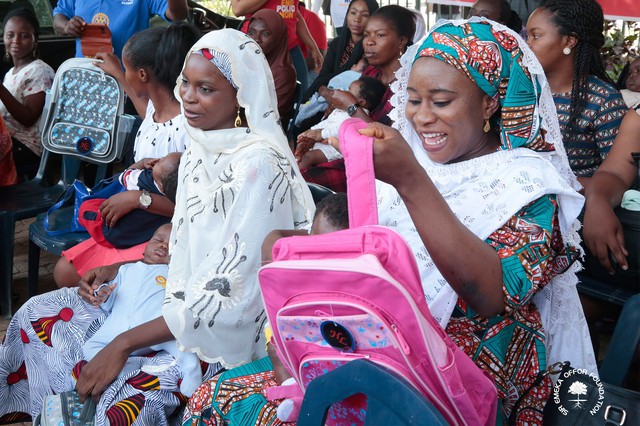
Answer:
[{"left": 52, "top": 0, "right": 189, "bottom": 58}]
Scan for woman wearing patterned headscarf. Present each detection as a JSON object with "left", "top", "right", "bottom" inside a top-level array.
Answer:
[{"left": 359, "top": 18, "right": 595, "bottom": 423}]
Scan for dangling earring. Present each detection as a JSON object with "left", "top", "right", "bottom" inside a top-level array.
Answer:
[
  {"left": 483, "top": 119, "right": 491, "bottom": 133},
  {"left": 562, "top": 47, "right": 571, "bottom": 55},
  {"left": 32, "top": 42, "right": 37, "bottom": 58},
  {"left": 4, "top": 50, "right": 9, "bottom": 61},
  {"left": 234, "top": 110, "right": 242, "bottom": 128}
]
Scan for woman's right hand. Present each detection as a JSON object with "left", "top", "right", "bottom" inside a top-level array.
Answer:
[
  {"left": 78, "top": 264, "right": 120, "bottom": 306},
  {"left": 76, "top": 337, "right": 129, "bottom": 403},
  {"left": 357, "top": 123, "right": 423, "bottom": 190},
  {"left": 94, "top": 52, "right": 124, "bottom": 80},
  {"left": 583, "top": 198, "right": 628, "bottom": 274},
  {"left": 64, "top": 16, "right": 86, "bottom": 37}
]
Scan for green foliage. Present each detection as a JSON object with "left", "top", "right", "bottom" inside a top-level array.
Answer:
[
  {"left": 602, "top": 21, "right": 639, "bottom": 82},
  {"left": 195, "top": 0, "right": 238, "bottom": 18}
]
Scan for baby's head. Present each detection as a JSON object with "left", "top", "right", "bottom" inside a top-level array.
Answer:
[
  {"left": 348, "top": 76, "right": 387, "bottom": 112},
  {"left": 351, "top": 56, "right": 368, "bottom": 73},
  {"left": 311, "top": 193, "right": 349, "bottom": 235},
  {"left": 627, "top": 57, "right": 640, "bottom": 93},
  {"left": 142, "top": 223, "right": 171, "bottom": 265},
  {"left": 153, "top": 152, "right": 182, "bottom": 197}
]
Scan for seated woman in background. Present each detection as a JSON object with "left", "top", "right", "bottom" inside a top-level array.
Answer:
[
  {"left": 301, "top": 4, "right": 415, "bottom": 192},
  {"left": 303, "top": 0, "right": 379, "bottom": 102},
  {"left": 0, "top": 6, "right": 54, "bottom": 181},
  {"left": 53, "top": 23, "right": 200, "bottom": 287},
  {"left": 247, "top": 9, "right": 297, "bottom": 127},
  {"left": 526, "top": 0, "right": 627, "bottom": 189}
]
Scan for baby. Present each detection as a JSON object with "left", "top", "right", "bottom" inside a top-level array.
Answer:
[
  {"left": 295, "top": 76, "right": 386, "bottom": 170},
  {"left": 295, "top": 57, "right": 369, "bottom": 126},
  {"left": 79, "top": 152, "right": 182, "bottom": 248},
  {"left": 83, "top": 223, "right": 202, "bottom": 396},
  {"left": 122, "top": 151, "right": 183, "bottom": 203}
]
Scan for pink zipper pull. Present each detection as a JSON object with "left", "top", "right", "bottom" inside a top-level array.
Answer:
[{"left": 391, "top": 324, "right": 411, "bottom": 355}]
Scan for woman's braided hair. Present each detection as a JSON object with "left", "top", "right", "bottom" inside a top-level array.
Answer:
[{"left": 540, "top": 0, "right": 611, "bottom": 140}]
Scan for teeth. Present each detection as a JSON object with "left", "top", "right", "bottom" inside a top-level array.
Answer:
[{"left": 422, "top": 133, "right": 447, "bottom": 145}]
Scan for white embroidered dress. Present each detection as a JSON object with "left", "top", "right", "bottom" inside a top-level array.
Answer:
[{"left": 162, "top": 30, "right": 315, "bottom": 368}]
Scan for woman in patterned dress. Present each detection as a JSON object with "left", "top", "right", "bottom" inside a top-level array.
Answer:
[
  {"left": 0, "top": 28, "right": 314, "bottom": 425},
  {"left": 182, "top": 19, "right": 596, "bottom": 425},
  {"left": 525, "top": 0, "right": 627, "bottom": 189}
]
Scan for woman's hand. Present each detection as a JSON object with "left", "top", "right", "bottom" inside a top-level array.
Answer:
[
  {"left": 78, "top": 264, "right": 121, "bottom": 305},
  {"left": 325, "top": 89, "right": 357, "bottom": 111},
  {"left": 583, "top": 198, "right": 628, "bottom": 274},
  {"left": 76, "top": 338, "right": 129, "bottom": 403},
  {"left": 93, "top": 52, "right": 124, "bottom": 80},
  {"left": 358, "top": 123, "right": 423, "bottom": 190},
  {"left": 99, "top": 192, "right": 139, "bottom": 227},
  {"left": 294, "top": 139, "right": 314, "bottom": 161}
]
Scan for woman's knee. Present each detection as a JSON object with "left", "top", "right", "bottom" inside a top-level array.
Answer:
[{"left": 53, "top": 256, "right": 81, "bottom": 288}]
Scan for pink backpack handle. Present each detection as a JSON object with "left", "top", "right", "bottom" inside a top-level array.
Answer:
[{"left": 339, "top": 118, "right": 378, "bottom": 228}]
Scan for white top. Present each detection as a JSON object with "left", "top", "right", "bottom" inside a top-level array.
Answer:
[
  {"left": 164, "top": 29, "right": 315, "bottom": 369},
  {"left": 133, "top": 100, "right": 190, "bottom": 162},
  {"left": 0, "top": 59, "right": 54, "bottom": 155}
]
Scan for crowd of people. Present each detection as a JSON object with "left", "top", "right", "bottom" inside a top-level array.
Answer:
[{"left": 0, "top": 0, "right": 638, "bottom": 424}]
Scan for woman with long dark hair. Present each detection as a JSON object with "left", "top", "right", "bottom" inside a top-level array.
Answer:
[{"left": 526, "top": 0, "right": 627, "bottom": 188}]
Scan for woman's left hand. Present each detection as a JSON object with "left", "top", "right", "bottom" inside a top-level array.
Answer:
[
  {"left": 325, "top": 89, "right": 357, "bottom": 111},
  {"left": 99, "top": 191, "right": 138, "bottom": 227},
  {"left": 76, "top": 338, "right": 129, "bottom": 403}
]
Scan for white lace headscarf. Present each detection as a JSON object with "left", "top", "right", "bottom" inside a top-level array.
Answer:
[
  {"left": 381, "top": 18, "right": 596, "bottom": 373},
  {"left": 164, "top": 29, "right": 315, "bottom": 367}
]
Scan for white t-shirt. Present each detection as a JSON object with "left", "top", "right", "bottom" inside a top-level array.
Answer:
[
  {"left": 0, "top": 59, "right": 54, "bottom": 155},
  {"left": 133, "top": 100, "right": 190, "bottom": 162}
]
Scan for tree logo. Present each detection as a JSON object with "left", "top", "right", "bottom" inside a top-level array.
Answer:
[{"left": 550, "top": 367, "right": 605, "bottom": 417}]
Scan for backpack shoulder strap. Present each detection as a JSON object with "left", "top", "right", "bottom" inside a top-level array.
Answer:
[{"left": 339, "top": 118, "right": 378, "bottom": 228}]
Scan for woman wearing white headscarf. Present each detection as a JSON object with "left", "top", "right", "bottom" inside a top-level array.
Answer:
[{"left": 68, "top": 28, "right": 315, "bottom": 423}]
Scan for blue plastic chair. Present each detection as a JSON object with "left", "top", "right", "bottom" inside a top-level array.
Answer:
[{"left": 298, "top": 359, "right": 448, "bottom": 425}]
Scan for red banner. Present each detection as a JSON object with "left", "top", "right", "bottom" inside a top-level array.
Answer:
[{"left": 430, "top": 0, "right": 640, "bottom": 21}]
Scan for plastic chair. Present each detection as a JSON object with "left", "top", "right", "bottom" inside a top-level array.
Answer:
[
  {"left": 307, "top": 182, "right": 336, "bottom": 204},
  {"left": 0, "top": 151, "right": 75, "bottom": 317},
  {"left": 298, "top": 359, "right": 448, "bottom": 425}
]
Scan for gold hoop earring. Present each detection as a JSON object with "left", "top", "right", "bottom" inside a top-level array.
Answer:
[
  {"left": 234, "top": 111, "right": 242, "bottom": 128},
  {"left": 483, "top": 119, "right": 491, "bottom": 133}
]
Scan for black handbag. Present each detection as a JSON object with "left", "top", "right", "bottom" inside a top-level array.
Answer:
[{"left": 511, "top": 361, "right": 640, "bottom": 425}]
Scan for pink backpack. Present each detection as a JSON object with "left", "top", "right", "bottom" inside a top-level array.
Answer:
[{"left": 258, "top": 118, "right": 498, "bottom": 425}]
